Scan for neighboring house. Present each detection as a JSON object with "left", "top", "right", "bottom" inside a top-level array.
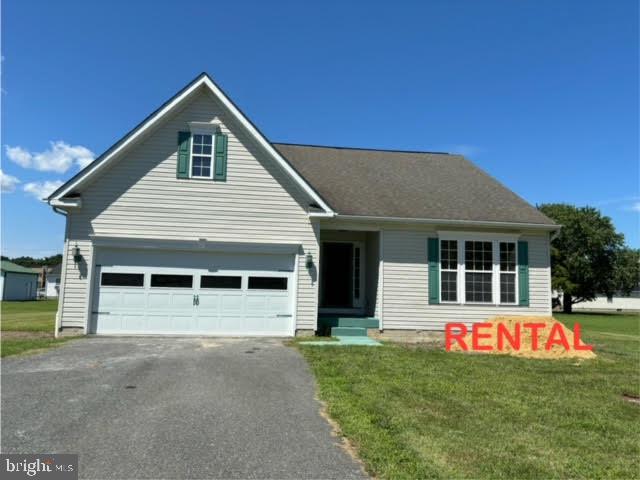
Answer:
[
  {"left": 571, "top": 285, "right": 640, "bottom": 312},
  {"left": 47, "top": 73, "right": 558, "bottom": 337},
  {"left": 45, "top": 264, "right": 62, "bottom": 298},
  {"left": 1, "top": 261, "right": 39, "bottom": 301},
  {"left": 31, "top": 267, "right": 46, "bottom": 289}
]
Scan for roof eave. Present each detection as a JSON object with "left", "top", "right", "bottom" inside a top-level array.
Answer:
[{"left": 326, "top": 214, "right": 560, "bottom": 231}]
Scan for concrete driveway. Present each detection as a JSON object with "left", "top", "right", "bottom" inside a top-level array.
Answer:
[{"left": 1, "top": 337, "right": 367, "bottom": 479}]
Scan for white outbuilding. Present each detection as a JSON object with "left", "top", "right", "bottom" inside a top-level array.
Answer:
[{"left": 1, "top": 260, "right": 39, "bottom": 301}]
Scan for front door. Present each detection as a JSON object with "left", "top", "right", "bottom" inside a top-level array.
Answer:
[{"left": 321, "top": 242, "right": 354, "bottom": 309}]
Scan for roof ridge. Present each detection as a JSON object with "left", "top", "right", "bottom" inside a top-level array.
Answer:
[{"left": 272, "top": 142, "right": 453, "bottom": 156}]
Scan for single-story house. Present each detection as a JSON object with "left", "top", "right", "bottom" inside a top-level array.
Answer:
[
  {"left": 47, "top": 73, "right": 558, "bottom": 337},
  {"left": 1, "top": 261, "right": 39, "bottom": 301},
  {"left": 45, "top": 264, "right": 62, "bottom": 298}
]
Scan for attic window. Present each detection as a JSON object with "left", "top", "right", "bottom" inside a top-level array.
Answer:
[{"left": 191, "top": 134, "right": 213, "bottom": 178}]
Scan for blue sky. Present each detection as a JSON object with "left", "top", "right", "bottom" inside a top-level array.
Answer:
[{"left": 2, "top": 0, "right": 638, "bottom": 257}]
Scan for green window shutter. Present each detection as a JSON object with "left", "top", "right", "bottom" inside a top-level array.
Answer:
[
  {"left": 518, "top": 240, "right": 529, "bottom": 306},
  {"left": 214, "top": 129, "right": 228, "bottom": 181},
  {"left": 177, "top": 131, "right": 191, "bottom": 179},
  {"left": 428, "top": 238, "right": 440, "bottom": 304}
]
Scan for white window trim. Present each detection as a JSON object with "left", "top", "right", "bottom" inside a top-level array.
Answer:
[
  {"left": 436, "top": 232, "right": 520, "bottom": 306},
  {"left": 464, "top": 240, "right": 495, "bottom": 304},
  {"left": 498, "top": 242, "right": 518, "bottom": 306},
  {"left": 189, "top": 132, "right": 215, "bottom": 179},
  {"left": 439, "top": 239, "right": 459, "bottom": 304}
]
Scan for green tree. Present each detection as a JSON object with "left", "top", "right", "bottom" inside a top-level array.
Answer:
[
  {"left": 9, "top": 254, "right": 63, "bottom": 268},
  {"left": 539, "top": 203, "right": 637, "bottom": 313}
]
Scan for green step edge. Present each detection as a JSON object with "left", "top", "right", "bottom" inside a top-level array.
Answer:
[
  {"left": 331, "top": 326, "right": 368, "bottom": 337},
  {"left": 319, "top": 316, "right": 380, "bottom": 329}
]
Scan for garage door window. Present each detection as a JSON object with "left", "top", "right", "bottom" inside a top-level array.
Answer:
[
  {"left": 150, "top": 274, "right": 193, "bottom": 288},
  {"left": 201, "top": 275, "right": 241, "bottom": 289},
  {"left": 248, "top": 277, "right": 288, "bottom": 290},
  {"left": 101, "top": 273, "right": 144, "bottom": 287}
]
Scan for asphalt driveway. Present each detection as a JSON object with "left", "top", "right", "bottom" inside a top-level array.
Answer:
[{"left": 1, "top": 337, "right": 366, "bottom": 479}]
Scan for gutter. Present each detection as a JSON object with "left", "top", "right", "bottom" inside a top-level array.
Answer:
[
  {"left": 50, "top": 205, "right": 70, "bottom": 337},
  {"left": 315, "top": 213, "right": 560, "bottom": 231}
]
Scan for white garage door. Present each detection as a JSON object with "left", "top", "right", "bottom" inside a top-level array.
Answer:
[{"left": 91, "top": 248, "right": 295, "bottom": 336}]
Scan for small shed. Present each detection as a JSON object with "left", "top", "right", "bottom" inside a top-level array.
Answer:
[
  {"left": 45, "top": 264, "right": 62, "bottom": 298},
  {"left": 1, "top": 261, "right": 39, "bottom": 301}
]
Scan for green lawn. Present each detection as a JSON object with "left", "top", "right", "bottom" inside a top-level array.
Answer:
[
  {"left": 1, "top": 300, "right": 75, "bottom": 357},
  {"left": 297, "top": 313, "right": 640, "bottom": 479}
]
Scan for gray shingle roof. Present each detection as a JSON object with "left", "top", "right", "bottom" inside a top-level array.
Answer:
[{"left": 273, "top": 143, "right": 555, "bottom": 225}]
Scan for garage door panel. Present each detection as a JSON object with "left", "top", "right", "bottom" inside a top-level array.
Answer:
[
  {"left": 149, "top": 316, "right": 172, "bottom": 332},
  {"left": 245, "top": 296, "right": 267, "bottom": 311},
  {"left": 197, "top": 316, "right": 220, "bottom": 331},
  {"left": 171, "top": 294, "right": 195, "bottom": 308},
  {"left": 94, "top": 314, "right": 122, "bottom": 333},
  {"left": 219, "top": 315, "right": 243, "bottom": 331},
  {"left": 267, "top": 296, "right": 289, "bottom": 312},
  {"left": 100, "top": 292, "right": 123, "bottom": 308},
  {"left": 122, "top": 315, "right": 148, "bottom": 332},
  {"left": 122, "top": 292, "right": 146, "bottom": 307},
  {"left": 92, "top": 249, "right": 295, "bottom": 336},
  {"left": 171, "top": 315, "right": 197, "bottom": 332},
  {"left": 220, "top": 295, "right": 243, "bottom": 312},
  {"left": 148, "top": 293, "right": 170, "bottom": 308}
]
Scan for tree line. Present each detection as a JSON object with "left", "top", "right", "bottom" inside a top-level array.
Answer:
[
  {"left": 540, "top": 204, "right": 640, "bottom": 313},
  {"left": 1, "top": 254, "right": 63, "bottom": 268}
]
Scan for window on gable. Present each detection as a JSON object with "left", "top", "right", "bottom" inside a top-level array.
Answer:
[{"left": 191, "top": 134, "right": 213, "bottom": 178}]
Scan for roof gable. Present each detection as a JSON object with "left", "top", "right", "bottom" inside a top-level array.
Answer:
[{"left": 48, "top": 73, "right": 333, "bottom": 214}]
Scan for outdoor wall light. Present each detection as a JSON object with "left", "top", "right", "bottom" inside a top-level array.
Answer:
[
  {"left": 73, "top": 244, "right": 82, "bottom": 263},
  {"left": 305, "top": 252, "right": 314, "bottom": 269}
]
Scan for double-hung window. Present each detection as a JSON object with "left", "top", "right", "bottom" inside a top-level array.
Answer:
[
  {"left": 440, "top": 240, "right": 458, "bottom": 302},
  {"left": 465, "top": 241, "right": 493, "bottom": 303},
  {"left": 191, "top": 134, "right": 213, "bottom": 178},
  {"left": 499, "top": 242, "right": 517, "bottom": 303}
]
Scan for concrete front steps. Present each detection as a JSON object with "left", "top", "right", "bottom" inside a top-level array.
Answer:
[
  {"left": 302, "top": 316, "right": 382, "bottom": 346},
  {"left": 318, "top": 316, "right": 380, "bottom": 339}
]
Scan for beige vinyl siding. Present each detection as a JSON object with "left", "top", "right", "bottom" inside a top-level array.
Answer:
[
  {"left": 382, "top": 228, "right": 551, "bottom": 330},
  {"left": 60, "top": 86, "right": 319, "bottom": 331}
]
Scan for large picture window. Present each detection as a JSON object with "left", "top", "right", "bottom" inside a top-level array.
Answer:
[
  {"left": 436, "top": 237, "right": 517, "bottom": 305},
  {"left": 440, "top": 240, "right": 458, "bottom": 302},
  {"left": 465, "top": 241, "right": 493, "bottom": 303}
]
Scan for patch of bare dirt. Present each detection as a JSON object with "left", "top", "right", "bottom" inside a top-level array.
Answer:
[
  {"left": 449, "top": 316, "right": 597, "bottom": 360},
  {"left": 1, "top": 331, "right": 53, "bottom": 339}
]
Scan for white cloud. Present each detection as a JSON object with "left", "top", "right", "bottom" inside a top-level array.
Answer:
[
  {"left": 630, "top": 202, "right": 640, "bottom": 213},
  {"left": 594, "top": 195, "right": 640, "bottom": 207},
  {"left": 5, "top": 141, "right": 95, "bottom": 173},
  {"left": 23, "top": 180, "right": 64, "bottom": 201},
  {"left": 0, "top": 169, "right": 20, "bottom": 193},
  {"left": 5, "top": 146, "right": 32, "bottom": 168}
]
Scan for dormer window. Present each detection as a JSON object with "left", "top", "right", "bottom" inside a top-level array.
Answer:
[{"left": 191, "top": 134, "right": 213, "bottom": 178}]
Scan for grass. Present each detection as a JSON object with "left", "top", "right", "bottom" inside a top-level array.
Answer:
[
  {"left": 297, "top": 313, "right": 640, "bottom": 479},
  {"left": 1, "top": 300, "right": 76, "bottom": 357}
]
